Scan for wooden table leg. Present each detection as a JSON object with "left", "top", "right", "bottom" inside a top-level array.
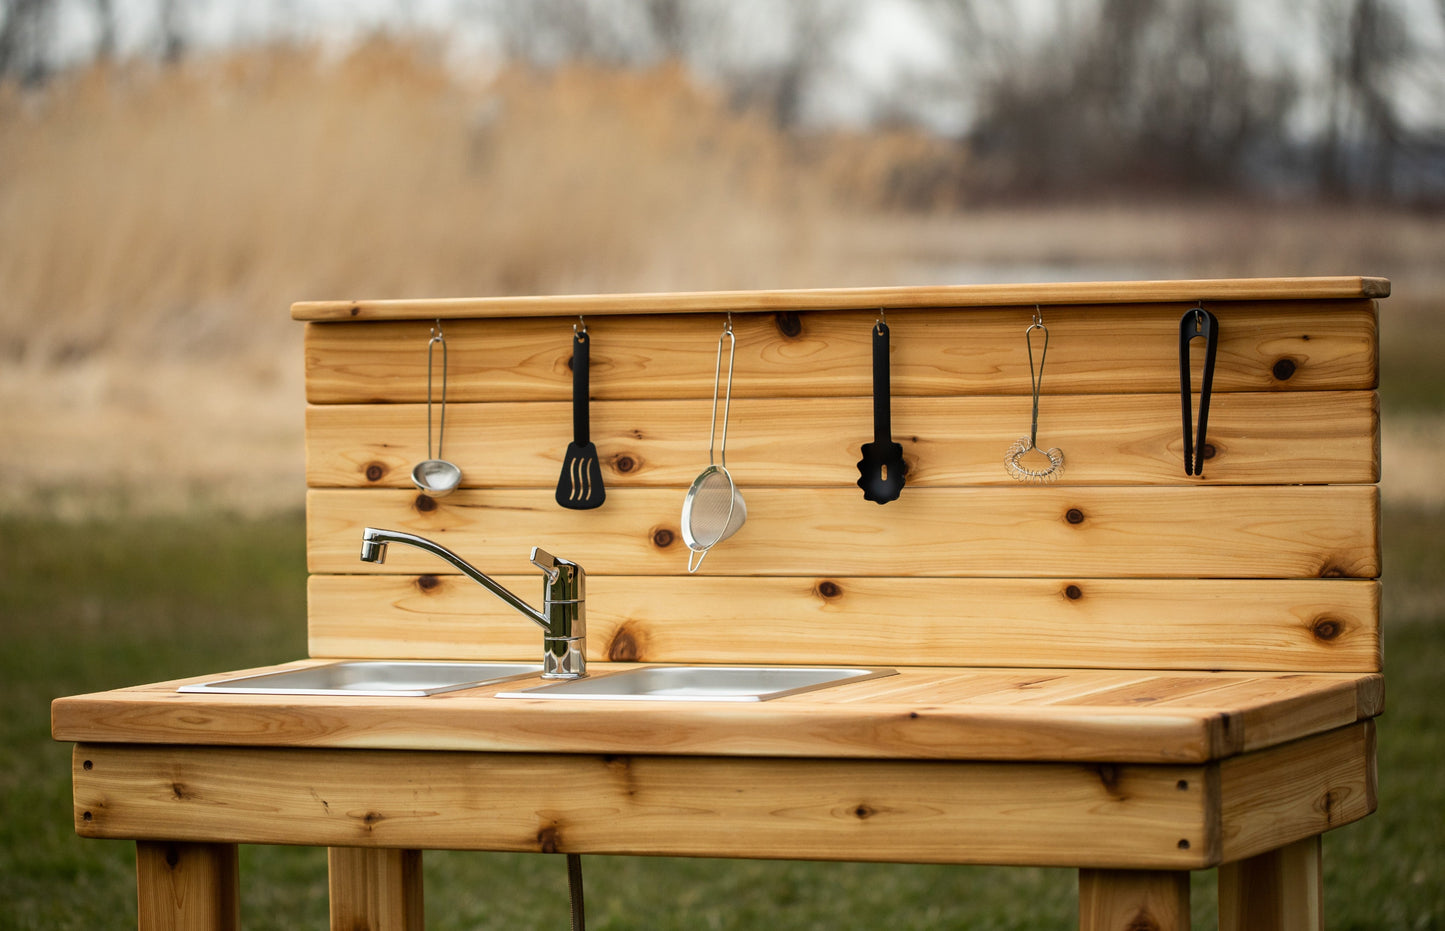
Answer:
[
  {"left": 1079, "top": 868, "right": 1190, "bottom": 931},
  {"left": 136, "top": 841, "right": 239, "bottom": 931},
  {"left": 328, "top": 847, "right": 424, "bottom": 931},
  {"left": 1219, "top": 835, "right": 1323, "bottom": 931}
]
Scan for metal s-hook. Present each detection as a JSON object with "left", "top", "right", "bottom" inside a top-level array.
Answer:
[{"left": 1179, "top": 302, "right": 1219, "bottom": 477}]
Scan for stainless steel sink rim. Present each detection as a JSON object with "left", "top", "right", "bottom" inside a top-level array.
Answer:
[
  {"left": 178, "top": 661, "right": 544, "bottom": 696},
  {"left": 496, "top": 664, "right": 897, "bottom": 702}
]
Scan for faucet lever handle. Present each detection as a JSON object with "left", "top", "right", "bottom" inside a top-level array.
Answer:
[{"left": 529, "top": 546, "right": 561, "bottom": 582}]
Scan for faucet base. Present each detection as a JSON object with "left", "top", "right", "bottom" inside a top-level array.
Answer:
[{"left": 543, "top": 638, "right": 587, "bottom": 679}]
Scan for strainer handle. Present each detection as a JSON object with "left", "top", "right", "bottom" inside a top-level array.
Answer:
[{"left": 708, "top": 316, "right": 736, "bottom": 468}]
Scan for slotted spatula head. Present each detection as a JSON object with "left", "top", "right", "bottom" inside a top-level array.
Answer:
[
  {"left": 857, "top": 441, "right": 906, "bottom": 503},
  {"left": 556, "top": 445, "right": 605, "bottom": 509}
]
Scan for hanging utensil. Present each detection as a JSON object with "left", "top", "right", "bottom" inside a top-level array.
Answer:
[
  {"left": 1005, "top": 306, "right": 1065, "bottom": 483},
  {"left": 1179, "top": 303, "right": 1219, "bottom": 477},
  {"left": 856, "top": 313, "right": 906, "bottom": 503},
  {"left": 411, "top": 320, "right": 463, "bottom": 497},
  {"left": 556, "top": 317, "right": 606, "bottom": 509},
  {"left": 681, "top": 314, "right": 746, "bottom": 573}
]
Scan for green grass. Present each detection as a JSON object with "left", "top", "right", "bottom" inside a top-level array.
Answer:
[{"left": 2, "top": 507, "right": 1441, "bottom": 930}]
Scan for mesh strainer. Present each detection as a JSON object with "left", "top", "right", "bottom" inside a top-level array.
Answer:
[{"left": 682, "top": 315, "right": 746, "bottom": 572}]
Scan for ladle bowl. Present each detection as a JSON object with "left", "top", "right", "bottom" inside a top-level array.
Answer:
[{"left": 412, "top": 458, "right": 462, "bottom": 496}]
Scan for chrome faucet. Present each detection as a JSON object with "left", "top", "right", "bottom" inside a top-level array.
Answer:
[{"left": 359, "top": 528, "right": 586, "bottom": 679}]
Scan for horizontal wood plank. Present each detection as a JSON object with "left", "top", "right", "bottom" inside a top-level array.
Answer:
[
  {"left": 305, "top": 486, "right": 1380, "bottom": 579},
  {"left": 305, "top": 391, "right": 1378, "bottom": 488},
  {"left": 74, "top": 743, "right": 1212, "bottom": 868},
  {"left": 1218, "top": 722, "right": 1377, "bottom": 863},
  {"left": 307, "top": 575, "right": 1381, "bottom": 673},
  {"left": 291, "top": 277, "right": 1389, "bottom": 321},
  {"left": 303, "top": 301, "right": 1377, "bottom": 403}
]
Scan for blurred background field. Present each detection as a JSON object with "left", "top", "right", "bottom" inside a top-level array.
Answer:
[{"left": 1, "top": 0, "right": 1441, "bottom": 927}]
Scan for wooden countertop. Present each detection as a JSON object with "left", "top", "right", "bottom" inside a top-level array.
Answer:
[{"left": 52, "top": 660, "right": 1383, "bottom": 765}]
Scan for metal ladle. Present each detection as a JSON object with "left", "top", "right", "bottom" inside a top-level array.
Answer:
[{"left": 412, "top": 320, "right": 463, "bottom": 496}]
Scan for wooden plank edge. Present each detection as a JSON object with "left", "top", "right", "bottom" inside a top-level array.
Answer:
[
  {"left": 72, "top": 743, "right": 1214, "bottom": 868},
  {"left": 291, "top": 277, "right": 1389, "bottom": 322}
]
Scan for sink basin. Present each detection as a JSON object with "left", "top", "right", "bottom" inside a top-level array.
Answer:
[
  {"left": 177, "top": 661, "right": 543, "bottom": 696},
  {"left": 496, "top": 665, "right": 895, "bottom": 702}
]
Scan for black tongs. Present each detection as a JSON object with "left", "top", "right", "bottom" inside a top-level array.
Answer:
[{"left": 1179, "top": 305, "right": 1219, "bottom": 476}]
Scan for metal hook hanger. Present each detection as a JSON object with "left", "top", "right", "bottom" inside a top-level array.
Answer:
[
  {"left": 1025, "top": 306, "right": 1049, "bottom": 449},
  {"left": 1179, "top": 302, "right": 1219, "bottom": 476}
]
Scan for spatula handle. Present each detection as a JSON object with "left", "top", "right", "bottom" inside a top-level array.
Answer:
[
  {"left": 572, "top": 330, "right": 589, "bottom": 445},
  {"left": 872, "top": 322, "right": 891, "bottom": 444}
]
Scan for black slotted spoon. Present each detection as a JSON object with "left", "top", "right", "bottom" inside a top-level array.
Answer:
[
  {"left": 556, "top": 324, "right": 605, "bottom": 509},
  {"left": 856, "top": 318, "right": 906, "bottom": 503}
]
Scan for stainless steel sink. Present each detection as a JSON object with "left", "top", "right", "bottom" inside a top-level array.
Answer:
[
  {"left": 177, "top": 661, "right": 543, "bottom": 696},
  {"left": 496, "top": 665, "right": 895, "bottom": 702}
]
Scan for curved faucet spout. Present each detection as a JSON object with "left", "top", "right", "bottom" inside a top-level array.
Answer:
[
  {"left": 359, "top": 528, "right": 587, "bottom": 679},
  {"left": 361, "top": 528, "right": 549, "bottom": 628}
]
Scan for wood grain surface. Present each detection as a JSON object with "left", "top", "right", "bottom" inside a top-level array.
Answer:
[
  {"left": 304, "top": 390, "right": 1379, "bottom": 488},
  {"left": 305, "top": 485, "right": 1379, "bottom": 579},
  {"left": 303, "top": 301, "right": 1377, "bottom": 403},
  {"left": 305, "top": 574, "right": 1381, "bottom": 672},
  {"left": 291, "top": 277, "right": 1389, "bottom": 321}
]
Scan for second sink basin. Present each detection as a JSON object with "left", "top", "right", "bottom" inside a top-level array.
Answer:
[
  {"left": 178, "top": 661, "right": 543, "bottom": 696},
  {"left": 496, "top": 665, "right": 895, "bottom": 702}
]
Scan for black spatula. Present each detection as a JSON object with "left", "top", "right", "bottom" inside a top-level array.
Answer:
[
  {"left": 856, "top": 320, "right": 906, "bottom": 503},
  {"left": 556, "top": 328, "right": 605, "bottom": 509}
]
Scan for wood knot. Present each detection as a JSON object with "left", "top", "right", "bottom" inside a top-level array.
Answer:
[
  {"left": 1312, "top": 616, "right": 1344, "bottom": 641},
  {"left": 651, "top": 528, "right": 675, "bottom": 548},
  {"left": 1065, "top": 508, "right": 1085, "bottom": 525},
  {"left": 1201, "top": 443, "right": 1217, "bottom": 460},
  {"left": 348, "top": 304, "right": 361, "bottom": 317},
  {"left": 853, "top": 804, "right": 875, "bottom": 820},
  {"left": 536, "top": 825, "right": 560, "bottom": 854},
  {"left": 815, "top": 580, "right": 843, "bottom": 599},
  {"left": 416, "top": 574, "right": 441, "bottom": 592},
  {"left": 613, "top": 454, "right": 638, "bottom": 474},
  {"left": 1125, "top": 913, "right": 1163, "bottom": 931},
  {"left": 414, "top": 493, "right": 438, "bottom": 512},
  {"left": 1096, "top": 764, "right": 1123, "bottom": 797},
  {"left": 1272, "top": 357, "right": 1298, "bottom": 381},
  {"left": 1318, "top": 563, "right": 1347, "bottom": 579},
  {"left": 362, "top": 811, "right": 384, "bottom": 827},
  {"left": 364, "top": 462, "right": 386, "bottom": 482},
  {"left": 607, "top": 625, "right": 643, "bottom": 662},
  {"left": 165, "top": 845, "right": 180, "bottom": 868},
  {"left": 1177, "top": 780, "right": 1190, "bottom": 791},
  {"left": 774, "top": 312, "right": 803, "bottom": 338},
  {"left": 1064, "top": 584, "right": 1083, "bottom": 600}
]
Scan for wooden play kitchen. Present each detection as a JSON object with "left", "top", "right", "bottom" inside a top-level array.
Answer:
[{"left": 53, "top": 277, "right": 1386, "bottom": 930}]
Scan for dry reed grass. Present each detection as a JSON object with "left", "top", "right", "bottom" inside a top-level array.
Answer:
[{"left": 1, "top": 39, "right": 1440, "bottom": 516}]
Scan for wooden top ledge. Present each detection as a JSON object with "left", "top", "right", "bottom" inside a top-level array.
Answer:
[{"left": 291, "top": 276, "right": 1390, "bottom": 322}]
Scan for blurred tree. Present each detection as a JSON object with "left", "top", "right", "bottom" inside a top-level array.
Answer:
[
  {"left": 1317, "top": 0, "right": 1411, "bottom": 199},
  {"left": 931, "top": 0, "right": 1297, "bottom": 200},
  {"left": 0, "top": 0, "right": 55, "bottom": 84}
]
